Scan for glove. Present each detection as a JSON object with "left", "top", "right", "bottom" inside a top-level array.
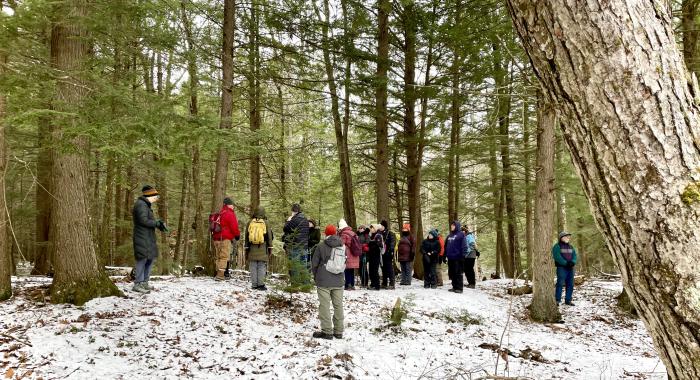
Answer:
[{"left": 566, "top": 261, "right": 575, "bottom": 268}]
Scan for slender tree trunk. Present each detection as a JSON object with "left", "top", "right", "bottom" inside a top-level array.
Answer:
[
  {"left": 48, "top": 1, "right": 121, "bottom": 305},
  {"left": 392, "top": 149, "right": 403, "bottom": 227},
  {"left": 529, "top": 95, "right": 561, "bottom": 322},
  {"left": 211, "top": 0, "right": 235, "bottom": 212},
  {"left": 173, "top": 163, "right": 188, "bottom": 266},
  {"left": 340, "top": 0, "right": 357, "bottom": 228},
  {"left": 507, "top": 2, "right": 700, "bottom": 377},
  {"left": 523, "top": 97, "right": 533, "bottom": 279},
  {"left": 488, "top": 117, "right": 506, "bottom": 278},
  {"left": 99, "top": 155, "right": 114, "bottom": 264},
  {"left": 375, "top": 0, "right": 390, "bottom": 222},
  {"left": 32, "top": 114, "right": 53, "bottom": 275},
  {"left": 248, "top": 0, "right": 261, "bottom": 212},
  {"left": 0, "top": 34, "right": 10, "bottom": 300}
]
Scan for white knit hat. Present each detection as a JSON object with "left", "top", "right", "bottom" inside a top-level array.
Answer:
[{"left": 338, "top": 218, "right": 349, "bottom": 230}]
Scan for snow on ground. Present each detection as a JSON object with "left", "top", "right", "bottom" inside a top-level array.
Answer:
[{"left": 1, "top": 274, "right": 667, "bottom": 379}]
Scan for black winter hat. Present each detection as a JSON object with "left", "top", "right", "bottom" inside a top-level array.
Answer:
[
  {"left": 380, "top": 219, "right": 389, "bottom": 230},
  {"left": 223, "top": 197, "right": 233, "bottom": 205},
  {"left": 291, "top": 203, "right": 302, "bottom": 213}
]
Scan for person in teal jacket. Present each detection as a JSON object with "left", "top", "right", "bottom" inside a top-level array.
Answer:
[{"left": 552, "top": 231, "right": 577, "bottom": 306}]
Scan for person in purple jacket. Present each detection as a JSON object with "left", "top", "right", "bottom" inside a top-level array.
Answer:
[{"left": 444, "top": 221, "right": 468, "bottom": 293}]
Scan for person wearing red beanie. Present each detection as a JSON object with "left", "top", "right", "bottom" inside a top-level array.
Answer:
[
  {"left": 324, "top": 224, "right": 337, "bottom": 236},
  {"left": 311, "top": 224, "right": 345, "bottom": 340}
]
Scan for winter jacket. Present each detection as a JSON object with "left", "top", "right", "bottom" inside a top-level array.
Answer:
[
  {"left": 358, "top": 231, "right": 371, "bottom": 254},
  {"left": 212, "top": 206, "right": 240, "bottom": 241},
  {"left": 311, "top": 235, "right": 345, "bottom": 288},
  {"left": 465, "top": 232, "right": 477, "bottom": 259},
  {"left": 368, "top": 232, "right": 385, "bottom": 258},
  {"left": 552, "top": 242, "right": 578, "bottom": 267},
  {"left": 283, "top": 212, "right": 309, "bottom": 249},
  {"left": 445, "top": 221, "right": 468, "bottom": 260},
  {"left": 245, "top": 207, "right": 273, "bottom": 262},
  {"left": 397, "top": 233, "right": 415, "bottom": 262},
  {"left": 308, "top": 227, "right": 321, "bottom": 251},
  {"left": 421, "top": 237, "right": 441, "bottom": 264},
  {"left": 382, "top": 229, "right": 396, "bottom": 255},
  {"left": 339, "top": 227, "right": 360, "bottom": 269},
  {"left": 132, "top": 196, "right": 159, "bottom": 261}
]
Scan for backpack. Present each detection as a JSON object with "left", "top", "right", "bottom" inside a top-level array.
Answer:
[
  {"left": 349, "top": 233, "right": 362, "bottom": 257},
  {"left": 248, "top": 219, "right": 266, "bottom": 245},
  {"left": 208, "top": 213, "right": 222, "bottom": 234},
  {"left": 325, "top": 245, "right": 346, "bottom": 274}
]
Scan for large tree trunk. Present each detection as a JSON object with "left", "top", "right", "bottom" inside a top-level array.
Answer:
[
  {"left": 32, "top": 114, "right": 53, "bottom": 275},
  {"left": 248, "top": 0, "right": 261, "bottom": 212},
  {"left": 528, "top": 95, "right": 561, "bottom": 323},
  {"left": 447, "top": 4, "right": 461, "bottom": 225},
  {"left": 507, "top": 2, "right": 700, "bottom": 378},
  {"left": 211, "top": 0, "right": 235, "bottom": 212},
  {"left": 523, "top": 97, "right": 533, "bottom": 279},
  {"left": 0, "top": 37, "right": 10, "bottom": 300},
  {"left": 375, "top": 0, "right": 390, "bottom": 222},
  {"left": 340, "top": 0, "right": 357, "bottom": 228},
  {"left": 48, "top": 1, "right": 121, "bottom": 305}
]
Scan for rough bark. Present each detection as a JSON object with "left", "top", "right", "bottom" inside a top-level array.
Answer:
[
  {"left": 48, "top": 1, "right": 121, "bottom": 305},
  {"left": 0, "top": 37, "right": 10, "bottom": 300},
  {"left": 340, "top": 0, "right": 357, "bottom": 228},
  {"left": 211, "top": 0, "right": 235, "bottom": 212},
  {"left": 554, "top": 133, "right": 567, "bottom": 233},
  {"left": 507, "top": 2, "right": 700, "bottom": 377},
  {"left": 447, "top": 2, "right": 462, "bottom": 225},
  {"left": 32, "top": 113, "right": 53, "bottom": 275},
  {"left": 528, "top": 95, "right": 561, "bottom": 323},
  {"left": 375, "top": 0, "right": 390, "bottom": 222},
  {"left": 248, "top": 0, "right": 261, "bottom": 212}
]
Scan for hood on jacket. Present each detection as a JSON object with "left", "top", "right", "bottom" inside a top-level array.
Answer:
[
  {"left": 450, "top": 220, "right": 461, "bottom": 234},
  {"left": 253, "top": 206, "right": 266, "bottom": 219},
  {"left": 324, "top": 234, "right": 343, "bottom": 248}
]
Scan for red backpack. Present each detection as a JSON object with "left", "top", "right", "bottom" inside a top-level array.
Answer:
[{"left": 208, "top": 213, "right": 222, "bottom": 234}]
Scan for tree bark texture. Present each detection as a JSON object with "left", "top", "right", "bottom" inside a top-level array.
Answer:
[
  {"left": 523, "top": 98, "right": 534, "bottom": 278},
  {"left": 248, "top": 0, "right": 261, "bottom": 212},
  {"left": 683, "top": 0, "right": 700, "bottom": 77},
  {"left": 32, "top": 114, "right": 53, "bottom": 275},
  {"left": 375, "top": 0, "right": 390, "bottom": 222},
  {"left": 507, "top": 2, "right": 700, "bottom": 377},
  {"left": 0, "top": 40, "right": 10, "bottom": 300},
  {"left": 211, "top": 0, "right": 235, "bottom": 212},
  {"left": 48, "top": 1, "right": 121, "bottom": 305},
  {"left": 529, "top": 96, "right": 561, "bottom": 323}
]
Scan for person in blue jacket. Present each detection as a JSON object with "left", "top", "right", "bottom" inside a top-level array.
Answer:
[
  {"left": 552, "top": 231, "right": 578, "bottom": 306},
  {"left": 445, "top": 221, "right": 468, "bottom": 293}
]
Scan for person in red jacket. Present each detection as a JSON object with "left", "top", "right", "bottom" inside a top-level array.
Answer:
[
  {"left": 212, "top": 197, "right": 240, "bottom": 280},
  {"left": 437, "top": 232, "right": 445, "bottom": 286}
]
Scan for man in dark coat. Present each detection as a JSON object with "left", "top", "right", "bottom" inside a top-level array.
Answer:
[
  {"left": 444, "top": 221, "right": 467, "bottom": 293},
  {"left": 132, "top": 185, "right": 168, "bottom": 293},
  {"left": 380, "top": 220, "right": 396, "bottom": 289},
  {"left": 283, "top": 203, "right": 310, "bottom": 281},
  {"left": 421, "top": 229, "right": 441, "bottom": 289}
]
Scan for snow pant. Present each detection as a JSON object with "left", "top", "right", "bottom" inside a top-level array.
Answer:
[
  {"left": 134, "top": 258, "right": 154, "bottom": 284},
  {"left": 250, "top": 260, "right": 267, "bottom": 288},
  {"left": 556, "top": 266, "right": 575, "bottom": 304},
  {"left": 368, "top": 252, "right": 381, "bottom": 290},
  {"left": 448, "top": 258, "right": 464, "bottom": 291},
  {"left": 213, "top": 239, "right": 232, "bottom": 279},
  {"left": 360, "top": 254, "right": 369, "bottom": 287},
  {"left": 317, "top": 287, "right": 344, "bottom": 335},
  {"left": 423, "top": 256, "right": 437, "bottom": 287},
  {"left": 464, "top": 258, "right": 476, "bottom": 286},
  {"left": 344, "top": 269, "right": 355, "bottom": 289},
  {"left": 436, "top": 261, "right": 444, "bottom": 286},
  {"left": 381, "top": 252, "right": 395, "bottom": 287},
  {"left": 399, "top": 261, "right": 413, "bottom": 285}
]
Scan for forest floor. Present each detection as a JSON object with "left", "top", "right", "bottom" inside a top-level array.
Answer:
[{"left": 1, "top": 273, "right": 666, "bottom": 380}]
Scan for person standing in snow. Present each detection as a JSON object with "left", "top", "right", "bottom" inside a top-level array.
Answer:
[
  {"left": 367, "top": 224, "right": 384, "bottom": 290},
  {"left": 421, "top": 229, "right": 441, "bottom": 289},
  {"left": 245, "top": 206, "right": 273, "bottom": 291},
  {"left": 553, "top": 231, "right": 578, "bottom": 306},
  {"left": 357, "top": 225, "right": 371, "bottom": 288},
  {"left": 311, "top": 224, "right": 345, "bottom": 339},
  {"left": 211, "top": 197, "right": 241, "bottom": 281},
  {"left": 397, "top": 223, "right": 415, "bottom": 285},
  {"left": 463, "top": 226, "right": 478, "bottom": 289},
  {"left": 338, "top": 219, "right": 360, "bottom": 290},
  {"left": 445, "top": 221, "right": 467, "bottom": 293},
  {"left": 283, "top": 203, "right": 310, "bottom": 276},
  {"left": 132, "top": 185, "right": 168, "bottom": 293},
  {"left": 379, "top": 220, "right": 396, "bottom": 289}
]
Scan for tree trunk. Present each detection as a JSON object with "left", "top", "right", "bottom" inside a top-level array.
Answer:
[
  {"left": 32, "top": 113, "right": 53, "bottom": 275},
  {"left": 173, "top": 163, "right": 189, "bottom": 266},
  {"left": 0, "top": 38, "right": 10, "bottom": 300},
  {"left": 99, "top": 155, "right": 115, "bottom": 265},
  {"left": 392, "top": 149, "right": 404, "bottom": 227},
  {"left": 507, "top": 2, "right": 700, "bottom": 377},
  {"left": 48, "top": 1, "right": 121, "bottom": 305},
  {"left": 340, "top": 0, "right": 357, "bottom": 228},
  {"left": 554, "top": 133, "right": 567, "bottom": 234},
  {"left": 211, "top": 0, "right": 235, "bottom": 212},
  {"left": 523, "top": 97, "right": 533, "bottom": 279},
  {"left": 489, "top": 119, "right": 507, "bottom": 277},
  {"left": 248, "top": 0, "right": 261, "bottom": 212},
  {"left": 320, "top": 0, "right": 357, "bottom": 228},
  {"left": 528, "top": 94, "right": 561, "bottom": 323},
  {"left": 683, "top": 0, "right": 700, "bottom": 77},
  {"left": 375, "top": 0, "right": 390, "bottom": 222}
]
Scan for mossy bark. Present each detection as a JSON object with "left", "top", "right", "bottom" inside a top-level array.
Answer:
[{"left": 50, "top": 274, "right": 122, "bottom": 306}]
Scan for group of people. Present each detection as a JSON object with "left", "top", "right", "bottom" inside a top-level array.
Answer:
[{"left": 130, "top": 185, "right": 578, "bottom": 338}]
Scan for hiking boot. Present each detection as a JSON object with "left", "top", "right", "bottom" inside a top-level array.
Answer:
[
  {"left": 454, "top": 289, "right": 463, "bottom": 294},
  {"left": 388, "top": 285, "right": 395, "bottom": 290},
  {"left": 257, "top": 285, "right": 268, "bottom": 291},
  {"left": 312, "top": 331, "right": 333, "bottom": 340},
  {"left": 142, "top": 282, "right": 152, "bottom": 291},
  {"left": 333, "top": 333, "right": 343, "bottom": 339},
  {"left": 132, "top": 283, "right": 149, "bottom": 294},
  {"left": 564, "top": 302, "right": 575, "bottom": 306},
  {"left": 466, "top": 284, "right": 476, "bottom": 289},
  {"left": 381, "top": 285, "right": 388, "bottom": 290},
  {"left": 448, "top": 288, "right": 456, "bottom": 293},
  {"left": 215, "top": 276, "right": 226, "bottom": 282},
  {"left": 430, "top": 285, "right": 437, "bottom": 289},
  {"left": 424, "top": 284, "right": 430, "bottom": 289}
]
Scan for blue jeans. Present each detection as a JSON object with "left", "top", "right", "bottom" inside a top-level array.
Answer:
[
  {"left": 135, "top": 258, "right": 154, "bottom": 283},
  {"left": 344, "top": 269, "right": 355, "bottom": 288},
  {"left": 555, "top": 266, "right": 575, "bottom": 303}
]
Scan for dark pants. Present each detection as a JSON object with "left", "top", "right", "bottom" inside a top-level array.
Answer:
[
  {"left": 344, "top": 268, "right": 355, "bottom": 288},
  {"left": 381, "top": 252, "right": 395, "bottom": 287},
  {"left": 368, "top": 253, "right": 381, "bottom": 290},
  {"left": 360, "top": 255, "right": 369, "bottom": 287},
  {"left": 399, "top": 261, "right": 413, "bottom": 285},
  {"left": 423, "top": 256, "right": 437, "bottom": 287},
  {"left": 464, "top": 258, "right": 476, "bottom": 286},
  {"left": 448, "top": 258, "right": 464, "bottom": 291},
  {"left": 556, "top": 266, "right": 575, "bottom": 303}
]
